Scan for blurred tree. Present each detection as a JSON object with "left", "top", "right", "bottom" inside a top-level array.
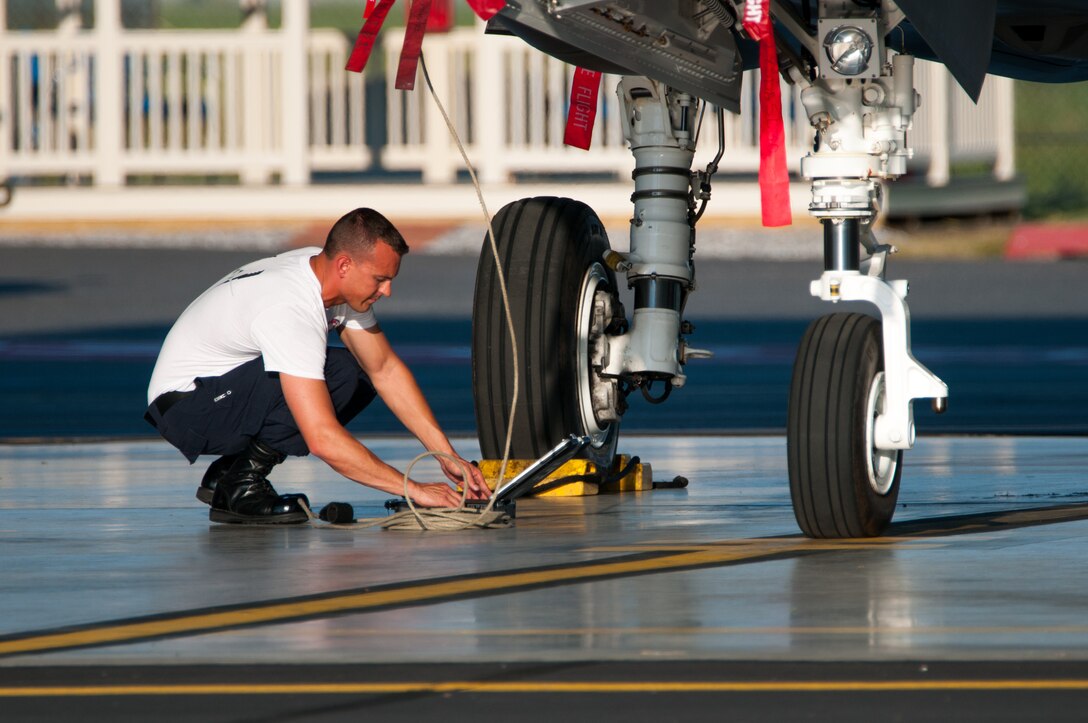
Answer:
[
  {"left": 1016, "top": 81, "right": 1088, "bottom": 219},
  {"left": 6, "top": 0, "right": 160, "bottom": 29}
]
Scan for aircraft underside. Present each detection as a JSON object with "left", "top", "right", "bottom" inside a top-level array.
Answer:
[{"left": 469, "top": 0, "right": 1087, "bottom": 538}]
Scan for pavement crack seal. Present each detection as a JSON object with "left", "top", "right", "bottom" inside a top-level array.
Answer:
[{"left": 3, "top": 502, "right": 1087, "bottom": 659}]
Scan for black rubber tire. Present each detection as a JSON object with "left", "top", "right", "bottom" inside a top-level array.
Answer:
[
  {"left": 787, "top": 312, "right": 902, "bottom": 538},
  {"left": 472, "top": 197, "right": 619, "bottom": 467}
]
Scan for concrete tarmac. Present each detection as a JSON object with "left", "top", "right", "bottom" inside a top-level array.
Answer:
[{"left": 3, "top": 435, "right": 1088, "bottom": 720}]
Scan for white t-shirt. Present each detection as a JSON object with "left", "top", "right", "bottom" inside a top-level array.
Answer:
[{"left": 147, "top": 247, "right": 377, "bottom": 404}]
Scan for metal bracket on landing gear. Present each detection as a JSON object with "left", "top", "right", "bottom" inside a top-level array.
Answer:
[{"left": 810, "top": 271, "right": 948, "bottom": 450}]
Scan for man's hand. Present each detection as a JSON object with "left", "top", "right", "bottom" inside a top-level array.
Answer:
[
  {"left": 407, "top": 480, "right": 467, "bottom": 508},
  {"left": 438, "top": 455, "right": 489, "bottom": 500}
]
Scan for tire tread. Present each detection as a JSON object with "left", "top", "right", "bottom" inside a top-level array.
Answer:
[
  {"left": 788, "top": 312, "right": 901, "bottom": 538},
  {"left": 472, "top": 197, "right": 617, "bottom": 463}
]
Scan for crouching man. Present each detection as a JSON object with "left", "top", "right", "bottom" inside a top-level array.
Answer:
[{"left": 145, "top": 208, "right": 487, "bottom": 524}]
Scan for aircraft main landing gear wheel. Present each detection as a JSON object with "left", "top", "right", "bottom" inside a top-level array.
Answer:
[
  {"left": 472, "top": 197, "right": 622, "bottom": 469},
  {"left": 787, "top": 313, "right": 902, "bottom": 538}
]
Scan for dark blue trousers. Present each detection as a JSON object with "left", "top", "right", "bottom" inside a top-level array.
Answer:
[{"left": 145, "top": 347, "right": 376, "bottom": 462}]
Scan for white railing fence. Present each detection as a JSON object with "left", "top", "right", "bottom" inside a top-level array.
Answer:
[{"left": 0, "top": 0, "right": 1014, "bottom": 189}]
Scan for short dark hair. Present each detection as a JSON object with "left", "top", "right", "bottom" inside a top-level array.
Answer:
[{"left": 323, "top": 208, "right": 409, "bottom": 259}]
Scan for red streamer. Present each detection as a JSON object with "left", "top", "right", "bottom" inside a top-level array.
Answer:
[
  {"left": 345, "top": 0, "right": 397, "bottom": 73},
  {"left": 563, "top": 68, "right": 602, "bottom": 150},
  {"left": 743, "top": 0, "right": 792, "bottom": 227},
  {"left": 348, "top": 0, "right": 508, "bottom": 82},
  {"left": 395, "top": 0, "right": 433, "bottom": 90},
  {"left": 465, "top": 0, "right": 505, "bottom": 20}
]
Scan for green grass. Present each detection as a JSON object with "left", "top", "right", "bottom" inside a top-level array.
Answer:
[{"left": 1015, "top": 80, "right": 1088, "bottom": 219}]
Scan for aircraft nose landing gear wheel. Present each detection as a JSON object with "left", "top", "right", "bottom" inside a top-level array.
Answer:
[
  {"left": 472, "top": 197, "right": 622, "bottom": 469},
  {"left": 788, "top": 313, "right": 902, "bottom": 538}
]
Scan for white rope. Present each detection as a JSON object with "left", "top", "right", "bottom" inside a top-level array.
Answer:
[
  {"left": 302, "top": 452, "right": 511, "bottom": 530},
  {"left": 380, "top": 451, "right": 511, "bottom": 530},
  {"left": 419, "top": 52, "right": 519, "bottom": 493}
]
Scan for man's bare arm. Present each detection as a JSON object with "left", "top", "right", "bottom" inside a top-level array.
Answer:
[
  {"left": 279, "top": 373, "right": 466, "bottom": 506},
  {"left": 340, "top": 326, "right": 488, "bottom": 496}
]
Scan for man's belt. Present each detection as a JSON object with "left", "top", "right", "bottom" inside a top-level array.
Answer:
[{"left": 151, "top": 390, "right": 191, "bottom": 418}]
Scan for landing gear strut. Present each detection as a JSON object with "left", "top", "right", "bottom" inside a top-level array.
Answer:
[{"left": 472, "top": 78, "right": 711, "bottom": 474}]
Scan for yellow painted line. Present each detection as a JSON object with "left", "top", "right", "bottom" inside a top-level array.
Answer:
[
  {"left": 0, "top": 541, "right": 813, "bottom": 657},
  {"left": 253, "top": 624, "right": 1088, "bottom": 638},
  {"left": 585, "top": 540, "right": 942, "bottom": 553},
  {"left": 4, "top": 680, "right": 1088, "bottom": 697}
]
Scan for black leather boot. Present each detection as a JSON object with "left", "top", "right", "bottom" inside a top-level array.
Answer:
[
  {"left": 209, "top": 439, "right": 308, "bottom": 525},
  {"left": 196, "top": 453, "right": 239, "bottom": 505}
]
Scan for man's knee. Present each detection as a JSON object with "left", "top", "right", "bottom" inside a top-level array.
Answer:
[{"left": 325, "top": 347, "right": 361, "bottom": 378}]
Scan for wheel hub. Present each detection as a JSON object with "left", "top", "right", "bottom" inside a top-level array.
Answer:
[
  {"left": 865, "top": 372, "right": 898, "bottom": 495},
  {"left": 577, "top": 263, "right": 622, "bottom": 448}
]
